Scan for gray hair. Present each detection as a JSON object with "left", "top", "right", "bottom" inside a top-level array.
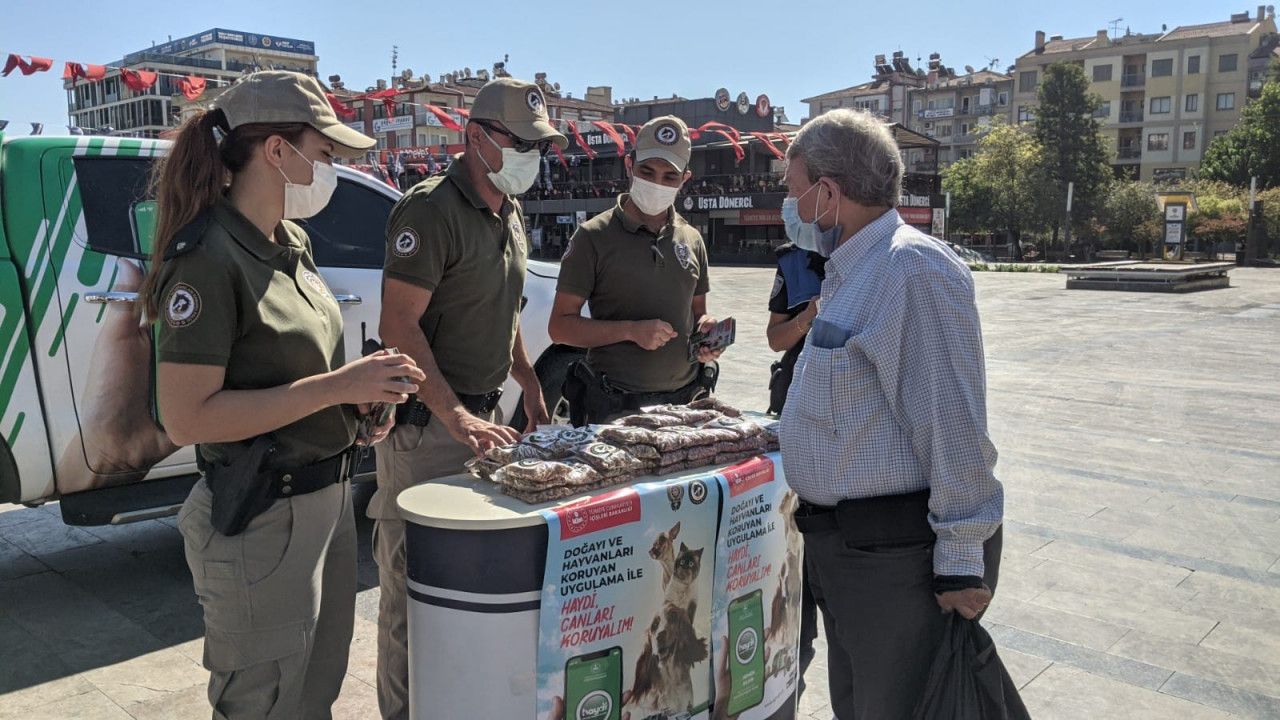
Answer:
[{"left": 787, "top": 109, "right": 903, "bottom": 208}]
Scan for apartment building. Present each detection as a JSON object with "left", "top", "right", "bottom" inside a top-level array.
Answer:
[
  {"left": 1014, "top": 7, "right": 1277, "bottom": 181},
  {"left": 906, "top": 65, "right": 1015, "bottom": 171},
  {"left": 66, "top": 28, "right": 318, "bottom": 137},
  {"left": 801, "top": 51, "right": 926, "bottom": 126}
]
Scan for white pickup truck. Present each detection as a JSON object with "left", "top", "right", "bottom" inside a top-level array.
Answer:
[{"left": 0, "top": 133, "right": 581, "bottom": 525}]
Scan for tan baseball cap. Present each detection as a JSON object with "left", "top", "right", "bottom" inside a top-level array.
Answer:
[
  {"left": 213, "top": 71, "right": 375, "bottom": 158},
  {"left": 470, "top": 78, "right": 569, "bottom": 150},
  {"left": 634, "top": 116, "right": 692, "bottom": 172}
]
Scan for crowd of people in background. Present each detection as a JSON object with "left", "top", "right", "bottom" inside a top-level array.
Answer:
[{"left": 522, "top": 172, "right": 787, "bottom": 201}]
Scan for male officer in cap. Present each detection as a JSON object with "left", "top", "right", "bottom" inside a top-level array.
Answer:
[
  {"left": 549, "top": 116, "right": 722, "bottom": 425},
  {"left": 372, "top": 77, "right": 567, "bottom": 719}
]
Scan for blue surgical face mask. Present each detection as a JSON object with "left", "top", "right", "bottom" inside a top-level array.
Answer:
[{"left": 782, "top": 181, "right": 841, "bottom": 257}]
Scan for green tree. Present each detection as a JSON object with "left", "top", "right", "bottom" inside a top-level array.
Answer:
[
  {"left": 1257, "top": 186, "right": 1280, "bottom": 253},
  {"left": 1100, "top": 181, "right": 1160, "bottom": 257},
  {"left": 1033, "top": 63, "right": 1113, "bottom": 248},
  {"left": 943, "top": 121, "right": 1054, "bottom": 259},
  {"left": 941, "top": 153, "right": 994, "bottom": 234},
  {"left": 1201, "top": 81, "right": 1280, "bottom": 189}
]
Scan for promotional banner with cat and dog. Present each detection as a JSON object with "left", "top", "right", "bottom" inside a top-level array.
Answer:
[{"left": 536, "top": 454, "right": 799, "bottom": 720}]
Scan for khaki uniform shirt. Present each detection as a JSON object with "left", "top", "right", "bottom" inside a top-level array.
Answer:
[
  {"left": 156, "top": 200, "right": 356, "bottom": 469},
  {"left": 557, "top": 194, "right": 710, "bottom": 393},
  {"left": 382, "top": 158, "right": 528, "bottom": 395}
]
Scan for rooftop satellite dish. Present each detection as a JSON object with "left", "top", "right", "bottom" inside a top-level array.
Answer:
[
  {"left": 554, "top": 82, "right": 561, "bottom": 90},
  {"left": 965, "top": 65, "right": 975, "bottom": 74},
  {"left": 464, "top": 67, "right": 472, "bottom": 77}
]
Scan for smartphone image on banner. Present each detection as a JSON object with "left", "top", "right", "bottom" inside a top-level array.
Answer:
[
  {"left": 564, "top": 647, "right": 623, "bottom": 720},
  {"left": 727, "top": 589, "right": 766, "bottom": 715}
]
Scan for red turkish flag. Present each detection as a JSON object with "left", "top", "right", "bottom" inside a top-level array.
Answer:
[
  {"left": 325, "top": 92, "right": 356, "bottom": 119},
  {"left": 417, "top": 104, "right": 463, "bottom": 132},
  {"left": 566, "top": 120, "right": 595, "bottom": 160},
  {"left": 750, "top": 132, "right": 786, "bottom": 160},
  {"left": 551, "top": 143, "right": 569, "bottom": 170},
  {"left": 179, "top": 76, "right": 207, "bottom": 101},
  {"left": 64, "top": 63, "right": 109, "bottom": 82},
  {"left": 120, "top": 69, "right": 158, "bottom": 92},
  {"left": 591, "top": 121, "right": 627, "bottom": 157},
  {"left": 5, "top": 54, "right": 53, "bottom": 77}
]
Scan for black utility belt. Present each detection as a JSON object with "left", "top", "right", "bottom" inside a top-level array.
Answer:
[
  {"left": 205, "top": 447, "right": 359, "bottom": 500},
  {"left": 793, "top": 490, "right": 934, "bottom": 546},
  {"left": 395, "top": 389, "right": 503, "bottom": 427},
  {"left": 201, "top": 438, "right": 361, "bottom": 536},
  {"left": 563, "top": 360, "right": 719, "bottom": 427}
]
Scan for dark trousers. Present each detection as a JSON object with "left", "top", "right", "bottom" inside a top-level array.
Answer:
[{"left": 803, "top": 523, "right": 1003, "bottom": 719}]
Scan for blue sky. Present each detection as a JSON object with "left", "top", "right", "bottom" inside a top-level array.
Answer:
[{"left": 0, "top": 0, "right": 1239, "bottom": 134}]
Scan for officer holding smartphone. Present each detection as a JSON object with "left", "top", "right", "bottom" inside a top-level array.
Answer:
[{"left": 548, "top": 116, "right": 724, "bottom": 425}]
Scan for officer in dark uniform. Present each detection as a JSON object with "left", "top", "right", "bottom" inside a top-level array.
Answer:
[
  {"left": 142, "top": 71, "right": 425, "bottom": 719},
  {"left": 372, "top": 77, "right": 568, "bottom": 720},
  {"left": 766, "top": 243, "right": 826, "bottom": 414},
  {"left": 549, "top": 116, "right": 723, "bottom": 425}
]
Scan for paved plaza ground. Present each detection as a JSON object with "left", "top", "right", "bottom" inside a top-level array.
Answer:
[{"left": 2, "top": 267, "right": 1278, "bottom": 718}]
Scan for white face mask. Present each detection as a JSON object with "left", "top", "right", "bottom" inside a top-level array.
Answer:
[
  {"left": 479, "top": 128, "right": 541, "bottom": 195},
  {"left": 278, "top": 142, "right": 337, "bottom": 219},
  {"left": 629, "top": 176, "right": 680, "bottom": 216}
]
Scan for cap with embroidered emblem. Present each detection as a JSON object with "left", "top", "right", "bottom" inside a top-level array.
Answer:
[
  {"left": 634, "top": 116, "right": 692, "bottom": 172},
  {"left": 213, "top": 71, "right": 375, "bottom": 158},
  {"left": 469, "top": 77, "right": 568, "bottom": 150}
]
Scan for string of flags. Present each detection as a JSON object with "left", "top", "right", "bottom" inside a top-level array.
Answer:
[
  {"left": 3, "top": 51, "right": 792, "bottom": 163},
  {"left": 5, "top": 51, "right": 228, "bottom": 100}
]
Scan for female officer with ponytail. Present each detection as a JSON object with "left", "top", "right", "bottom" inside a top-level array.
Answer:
[{"left": 139, "top": 71, "right": 426, "bottom": 719}]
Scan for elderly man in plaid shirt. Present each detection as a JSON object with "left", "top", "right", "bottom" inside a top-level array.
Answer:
[{"left": 778, "top": 109, "right": 1006, "bottom": 719}]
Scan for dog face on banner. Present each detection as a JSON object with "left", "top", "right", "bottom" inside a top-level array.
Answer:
[{"left": 656, "top": 600, "right": 709, "bottom": 715}]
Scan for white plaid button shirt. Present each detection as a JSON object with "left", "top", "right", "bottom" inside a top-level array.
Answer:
[{"left": 779, "top": 209, "right": 1003, "bottom": 577}]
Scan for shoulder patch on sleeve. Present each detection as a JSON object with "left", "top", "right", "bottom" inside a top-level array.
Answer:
[
  {"left": 770, "top": 273, "right": 784, "bottom": 298},
  {"left": 164, "top": 283, "right": 202, "bottom": 327},
  {"left": 391, "top": 228, "right": 421, "bottom": 258}
]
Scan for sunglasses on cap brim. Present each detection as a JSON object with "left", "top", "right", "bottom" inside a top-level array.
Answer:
[{"left": 477, "top": 121, "right": 553, "bottom": 155}]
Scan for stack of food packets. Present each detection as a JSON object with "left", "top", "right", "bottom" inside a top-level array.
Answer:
[{"left": 467, "top": 398, "right": 780, "bottom": 504}]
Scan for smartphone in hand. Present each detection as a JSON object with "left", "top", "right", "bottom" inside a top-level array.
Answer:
[{"left": 689, "top": 317, "right": 736, "bottom": 362}]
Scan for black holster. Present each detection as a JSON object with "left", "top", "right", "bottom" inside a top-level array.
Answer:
[{"left": 203, "top": 435, "right": 279, "bottom": 537}]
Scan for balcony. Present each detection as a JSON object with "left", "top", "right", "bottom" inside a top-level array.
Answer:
[
  {"left": 1121, "top": 73, "right": 1146, "bottom": 88},
  {"left": 1117, "top": 147, "right": 1142, "bottom": 161},
  {"left": 1119, "top": 110, "right": 1144, "bottom": 123},
  {"left": 975, "top": 104, "right": 997, "bottom": 116},
  {"left": 911, "top": 160, "right": 939, "bottom": 173}
]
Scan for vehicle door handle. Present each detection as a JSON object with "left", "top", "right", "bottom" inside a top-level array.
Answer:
[
  {"left": 85, "top": 291, "right": 139, "bottom": 304},
  {"left": 333, "top": 294, "right": 362, "bottom": 306}
]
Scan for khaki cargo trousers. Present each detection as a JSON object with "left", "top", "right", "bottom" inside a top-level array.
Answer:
[
  {"left": 177, "top": 477, "right": 356, "bottom": 719},
  {"left": 367, "top": 409, "right": 501, "bottom": 720}
]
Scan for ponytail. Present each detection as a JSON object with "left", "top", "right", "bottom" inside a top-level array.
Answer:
[
  {"left": 139, "top": 111, "right": 310, "bottom": 320},
  {"left": 139, "top": 109, "right": 229, "bottom": 320}
]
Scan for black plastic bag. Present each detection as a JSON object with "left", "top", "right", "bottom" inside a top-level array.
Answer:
[{"left": 912, "top": 614, "right": 1031, "bottom": 720}]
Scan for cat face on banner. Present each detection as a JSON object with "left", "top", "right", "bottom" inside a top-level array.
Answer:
[{"left": 674, "top": 543, "right": 704, "bottom": 585}]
